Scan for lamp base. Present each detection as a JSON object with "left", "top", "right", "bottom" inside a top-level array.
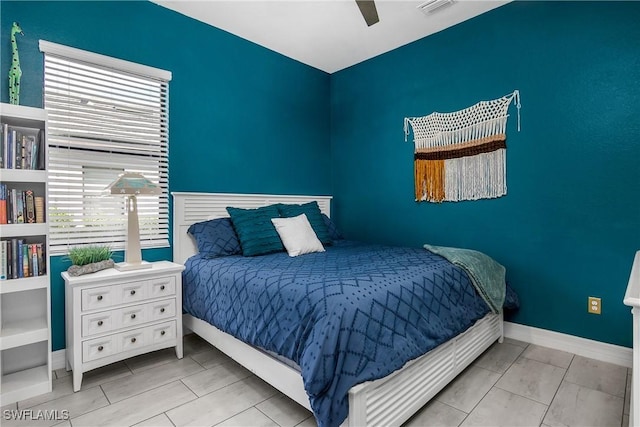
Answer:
[{"left": 114, "top": 261, "right": 152, "bottom": 272}]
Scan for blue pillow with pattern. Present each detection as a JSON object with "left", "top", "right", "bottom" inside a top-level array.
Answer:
[
  {"left": 187, "top": 217, "right": 241, "bottom": 258},
  {"left": 322, "top": 213, "right": 343, "bottom": 241},
  {"left": 227, "top": 205, "right": 284, "bottom": 256},
  {"left": 277, "top": 201, "right": 331, "bottom": 245}
]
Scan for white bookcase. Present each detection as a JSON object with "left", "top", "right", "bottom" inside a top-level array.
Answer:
[{"left": 0, "top": 103, "right": 51, "bottom": 406}]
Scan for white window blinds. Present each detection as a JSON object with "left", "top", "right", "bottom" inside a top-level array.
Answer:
[{"left": 39, "top": 41, "right": 171, "bottom": 254}]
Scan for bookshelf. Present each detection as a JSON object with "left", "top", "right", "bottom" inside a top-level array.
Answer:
[{"left": 0, "top": 103, "right": 51, "bottom": 405}]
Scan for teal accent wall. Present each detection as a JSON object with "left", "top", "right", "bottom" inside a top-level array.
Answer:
[
  {"left": 1, "top": 1, "right": 331, "bottom": 351},
  {"left": 330, "top": 1, "right": 640, "bottom": 347}
]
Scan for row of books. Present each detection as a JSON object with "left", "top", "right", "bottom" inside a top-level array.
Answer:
[
  {"left": 0, "top": 123, "right": 45, "bottom": 170},
  {"left": 0, "top": 239, "right": 46, "bottom": 280},
  {"left": 0, "top": 185, "right": 45, "bottom": 224}
]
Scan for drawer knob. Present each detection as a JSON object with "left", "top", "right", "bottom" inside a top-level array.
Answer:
[
  {"left": 98, "top": 346, "right": 104, "bottom": 351},
  {"left": 160, "top": 285, "right": 165, "bottom": 291},
  {"left": 130, "top": 290, "right": 136, "bottom": 295},
  {"left": 97, "top": 320, "right": 104, "bottom": 326},
  {"left": 161, "top": 330, "right": 166, "bottom": 336},
  {"left": 131, "top": 337, "right": 137, "bottom": 343},
  {"left": 97, "top": 295, "right": 103, "bottom": 301},
  {"left": 131, "top": 314, "right": 136, "bottom": 319},
  {"left": 160, "top": 308, "right": 165, "bottom": 313}
]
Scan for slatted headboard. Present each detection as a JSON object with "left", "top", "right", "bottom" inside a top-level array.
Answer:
[{"left": 171, "top": 192, "right": 332, "bottom": 264}]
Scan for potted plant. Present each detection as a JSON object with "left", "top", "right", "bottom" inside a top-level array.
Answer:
[{"left": 66, "top": 245, "right": 114, "bottom": 276}]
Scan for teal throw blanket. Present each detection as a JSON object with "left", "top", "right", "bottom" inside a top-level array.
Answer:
[{"left": 424, "top": 244, "right": 506, "bottom": 314}]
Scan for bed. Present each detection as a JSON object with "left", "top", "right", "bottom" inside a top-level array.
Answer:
[{"left": 172, "top": 192, "right": 506, "bottom": 427}]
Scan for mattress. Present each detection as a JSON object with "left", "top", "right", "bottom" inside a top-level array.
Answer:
[{"left": 182, "top": 240, "right": 495, "bottom": 427}]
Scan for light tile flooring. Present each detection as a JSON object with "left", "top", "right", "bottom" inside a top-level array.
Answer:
[{"left": 1, "top": 335, "right": 632, "bottom": 427}]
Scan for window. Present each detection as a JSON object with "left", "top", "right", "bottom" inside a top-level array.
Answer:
[{"left": 39, "top": 41, "right": 171, "bottom": 254}]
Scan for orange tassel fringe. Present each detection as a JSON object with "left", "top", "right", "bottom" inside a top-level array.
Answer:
[{"left": 415, "top": 159, "right": 445, "bottom": 202}]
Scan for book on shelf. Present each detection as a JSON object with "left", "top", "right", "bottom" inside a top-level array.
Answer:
[
  {"left": 35, "top": 196, "right": 44, "bottom": 223},
  {"left": 0, "top": 186, "right": 44, "bottom": 224},
  {"left": 31, "top": 243, "right": 39, "bottom": 277},
  {"left": 0, "top": 240, "right": 6, "bottom": 280},
  {"left": 0, "top": 122, "right": 44, "bottom": 170},
  {"left": 25, "top": 189, "right": 35, "bottom": 223},
  {"left": 10, "top": 238, "right": 18, "bottom": 279},
  {"left": 37, "top": 129, "right": 45, "bottom": 170},
  {"left": 0, "top": 238, "right": 46, "bottom": 280},
  {"left": 2, "top": 123, "right": 9, "bottom": 169},
  {"left": 0, "top": 184, "right": 6, "bottom": 224},
  {"left": 24, "top": 242, "right": 31, "bottom": 277},
  {"left": 17, "top": 132, "right": 23, "bottom": 169},
  {"left": 10, "top": 188, "right": 18, "bottom": 223},
  {"left": 15, "top": 190, "right": 24, "bottom": 224},
  {"left": 37, "top": 243, "right": 45, "bottom": 275},
  {"left": 17, "top": 240, "right": 24, "bottom": 278}
]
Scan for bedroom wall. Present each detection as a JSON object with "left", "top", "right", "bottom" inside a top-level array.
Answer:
[
  {"left": 1, "top": 1, "right": 331, "bottom": 351},
  {"left": 330, "top": 1, "right": 640, "bottom": 347}
]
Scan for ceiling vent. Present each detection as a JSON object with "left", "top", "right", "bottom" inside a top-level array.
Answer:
[{"left": 417, "top": 0, "right": 455, "bottom": 14}]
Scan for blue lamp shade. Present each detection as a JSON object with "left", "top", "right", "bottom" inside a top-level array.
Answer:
[{"left": 105, "top": 173, "right": 160, "bottom": 271}]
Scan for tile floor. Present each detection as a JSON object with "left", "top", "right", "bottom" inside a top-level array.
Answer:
[{"left": 1, "top": 335, "right": 632, "bottom": 427}]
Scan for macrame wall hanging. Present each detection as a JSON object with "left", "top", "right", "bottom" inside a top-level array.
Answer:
[{"left": 404, "top": 90, "right": 521, "bottom": 203}]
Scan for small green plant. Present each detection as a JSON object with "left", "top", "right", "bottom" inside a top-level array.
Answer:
[{"left": 67, "top": 245, "right": 112, "bottom": 266}]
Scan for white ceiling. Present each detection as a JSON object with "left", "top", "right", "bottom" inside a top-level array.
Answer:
[{"left": 152, "top": 0, "right": 510, "bottom": 74}]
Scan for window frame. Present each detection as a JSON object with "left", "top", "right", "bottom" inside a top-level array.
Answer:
[{"left": 39, "top": 40, "right": 172, "bottom": 255}]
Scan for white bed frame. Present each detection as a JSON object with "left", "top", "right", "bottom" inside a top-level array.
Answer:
[{"left": 172, "top": 192, "right": 503, "bottom": 426}]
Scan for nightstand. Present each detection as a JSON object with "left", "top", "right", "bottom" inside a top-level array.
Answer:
[{"left": 62, "top": 261, "right": 185, "bottom": 392}]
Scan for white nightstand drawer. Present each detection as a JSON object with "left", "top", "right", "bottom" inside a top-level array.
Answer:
[
  {"left": 82, "top": 311, "right": 114, "bottom": 337},
  {"left": 82, "top": 286, "right": 116, "bottom": 311},
  {"left": 83, "top": 335, "right": 116, "bottom": 362},
  {"left": 149, "top": 277, "right": 176, "bottom": 298},
  {"left": 119, "top": 280, "right": 148, "bottom": 304},
  {"left": 149, "top": 321, "right": 176, "bottom": 344},
  {"left": 149, "top": 299, "right": 176, "bottom": 321},
  {"left": 119, "top": 304, "right": 147, "bottom": 328},
  {"left": 120, "top": 329, "right": 147, "bottom": 352}
]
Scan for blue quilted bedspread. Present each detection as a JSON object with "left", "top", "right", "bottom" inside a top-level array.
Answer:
[{"left": 183, "top": 241, "right": 493, "bottom": 427}]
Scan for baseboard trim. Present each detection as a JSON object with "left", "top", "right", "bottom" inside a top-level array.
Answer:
[
  {"left": 504, "top": 321, "right": 632, "bottom": 368},
  {"left": 51, "top": 323, "right": 633, "bottom": 371},
  {"left": 52, "top": 349, "right": 66, "bottom": 371}
]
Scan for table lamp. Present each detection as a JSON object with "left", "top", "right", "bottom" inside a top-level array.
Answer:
[{"left": 105, "top": 172, "right": 161, "bottom": 271}]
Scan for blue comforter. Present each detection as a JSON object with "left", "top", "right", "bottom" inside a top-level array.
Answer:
[{"left": 183, "top": 241, "right": 493, "bottom": 427}]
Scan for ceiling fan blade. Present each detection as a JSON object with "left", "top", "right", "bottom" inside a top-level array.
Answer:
[{"left": 355, "top": 0, "right": 379, "bottom": 27}]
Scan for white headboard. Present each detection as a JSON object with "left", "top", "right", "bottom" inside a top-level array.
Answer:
[{"left": 172, "top": 192, "right": 333, "bottom": 264}]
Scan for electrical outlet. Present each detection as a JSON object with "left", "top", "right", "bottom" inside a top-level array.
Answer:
[{"left": 588, "top": 297, "right": 601, "bottom": 314}]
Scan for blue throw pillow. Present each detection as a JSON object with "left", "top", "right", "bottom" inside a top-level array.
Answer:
[
  {"left": 277, "top": 201, "right": 331, "bottom": 245},
  {"left": 187, "top": 218, "right": 241, "bottom": 258},
  {"left": 322, "top": 213, "right": 343, "bottom": 241},
  {"left": 226, "top": 205, "right": 284, "bottom": 256}
]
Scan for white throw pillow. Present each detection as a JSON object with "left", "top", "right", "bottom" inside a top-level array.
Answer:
[{"left": 271, "top": 213, "right": 325, "bottom": 257}]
